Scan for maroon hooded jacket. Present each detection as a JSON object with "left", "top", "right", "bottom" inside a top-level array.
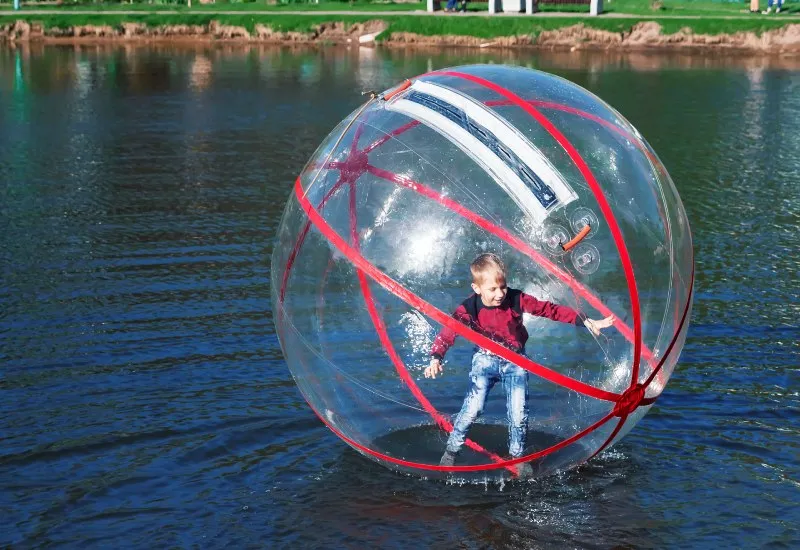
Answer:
[{"left": 430, "top": 288, "right": 586, "bottom": 360}]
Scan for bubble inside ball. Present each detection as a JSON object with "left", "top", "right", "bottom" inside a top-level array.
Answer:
[{"left": 271, "top": 65, "right": 693, "bottom": 480}]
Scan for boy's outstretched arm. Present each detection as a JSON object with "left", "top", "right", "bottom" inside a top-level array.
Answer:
[
  {"left": 521, "top": 293, "right": 587, "bottom": 325},
  {"left": 584, "top": 315, "right": 615, "bottom": 336},
  {"left": 521, "top": 293, "right": 615, "bottom": 336}
]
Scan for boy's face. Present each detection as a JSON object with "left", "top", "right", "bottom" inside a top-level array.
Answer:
[{"left": 471, "top": 271, "right": 508, "bottom": 307}]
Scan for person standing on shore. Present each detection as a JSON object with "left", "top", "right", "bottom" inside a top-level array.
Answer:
[
  {"left": 444, "top": 0, "right": 468, "bottom": 12},
  {"left": 750, "top": 0, "right": 760, "bottom": 12},
  {"left": 762, "top": 0, "right": 782, "bottom": 13}
]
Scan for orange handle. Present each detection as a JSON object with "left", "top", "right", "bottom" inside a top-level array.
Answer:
[
  {"left": 561, "top": 225, "right": 591, "bottom": 251},
  {"left": 382, "top": 79, "right": 412, "bottom": 101}
]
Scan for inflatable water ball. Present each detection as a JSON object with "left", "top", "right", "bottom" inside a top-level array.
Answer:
[{"left": 271, "top": 65, "right": 693, "bottom": 480}]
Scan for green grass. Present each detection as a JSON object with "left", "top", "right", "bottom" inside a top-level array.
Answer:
[
  {"left": 0, "top": 1, "right": 427, "bottom": 12},
  {"left": 0, "top": 10, "right": 794, "bottom": 36},
  {"left": 605, "top": 0, "right": 799, "bottom": 16},
  {"left": 656, "top": 15, "right": 792, "bottom": 31},
  {"left": 383, "top": 13, "right": 792, "bottom": 36},
  {"left": 384, "top": 14, "right": 627, "bottom": 37},
  {"left": 2, "top": 0, "right": 799, "bottom": 15}
]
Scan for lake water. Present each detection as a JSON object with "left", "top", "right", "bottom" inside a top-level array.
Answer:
[{"left": 1, "top": 43, "right": 798, "bottom": 548}]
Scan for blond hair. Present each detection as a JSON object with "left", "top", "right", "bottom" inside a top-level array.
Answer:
[{"left": 470, "top": 253, "right": 506, "bottom": 284}]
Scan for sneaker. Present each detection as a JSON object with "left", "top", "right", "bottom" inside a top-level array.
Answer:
[
  {"left": 439, "top": 451, "right": 456, "bottom": 467},
  {"left": 762, "top": 7, "right": 772, "bottom": 12},
  {"left": 776, "top": 7, "right": 781, "bottom": 12}
]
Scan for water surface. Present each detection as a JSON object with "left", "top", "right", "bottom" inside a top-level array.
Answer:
[{"left": 1, "top": 43, "right": 798, "bottom": 548}]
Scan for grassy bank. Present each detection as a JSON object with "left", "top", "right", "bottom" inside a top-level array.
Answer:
[
  {"left": 0, "top": 1, "right": 429, "bottom": 12},
  {"left": 381, "top": 13, "right": 795, "bottom": 37},
  {"left": 0, "top": 11, "right": 796, "bottom": 38},
  {"left": 0, "top": 1, "right": 428, "bottom": 13}
]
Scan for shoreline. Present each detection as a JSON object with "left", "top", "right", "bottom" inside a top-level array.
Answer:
[{"left": 3, "top": 16, "right": 800, "bottom": 53}]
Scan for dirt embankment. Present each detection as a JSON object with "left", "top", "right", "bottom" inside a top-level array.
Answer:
[
  {"left": 0, "top": 19, "right": 390, "bottom": 44},
  {"left": 390, "top": 21, "right": 800, "bottom": 52},
  {"left": 3, "top": 19, "right": 800, "bottom": 52}
]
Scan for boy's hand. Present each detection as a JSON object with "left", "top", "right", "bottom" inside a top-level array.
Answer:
[
  {"left": 585, "top": 315, "right": 615, "bottom": 336},
  {"left": 424, "top": 358, "right": 443, "bottom": 379}
]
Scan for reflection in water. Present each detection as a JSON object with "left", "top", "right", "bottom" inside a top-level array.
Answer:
[
  {"left": 0, "top": 43, "right": 798, "bottom": 548},
  {"left": 190, "top": 54, "right": 213, "bottom": 91},
  {"left": 6, "top": 42, "right": 800, "bottom": 97}
]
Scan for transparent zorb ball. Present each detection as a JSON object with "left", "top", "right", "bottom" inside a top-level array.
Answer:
[{"left": 271, "top": 65, "right": 693, "bottom": 481}]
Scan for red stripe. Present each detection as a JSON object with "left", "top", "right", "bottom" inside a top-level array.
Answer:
[
  {"left": 276, "top": 172, "right": 351, "bottom": 368},
  {"left": 362, "top": 120, "right": 420, "bottom": 154},
  {"left": 490, "top": 97, "right": 674, "bottom": 188},
  {"left": 484, "top": 99, "right": 673, "bottom": 212},
  {"left": 486, "top": 99, "right": 627, "bottom": 133},
  {"left": 437, "top": 70, "right": 644, "bottom": 387},
  {"left": 279, "top": 177, "right": 350, "bottom": 304},
  {"left": 590, "top": 267, "right": 694, "bottom": 457},
  {"left": 643, "top": 267, "right": 695, "bottom": 391},
  {"left": 351, "top": 119, "right": 366, "bottom": 155},
  {"left": 282, "top": 118, "right": 422, "bottom": 304},
  {"left": 588, "top": 414, "right": 626, "bottom": 461},
  {"left": 295, "top": 177, "right": 620, "bottom": 403},
  {"left": 485, "top": 98, "right": 660, "bottom": 163}
]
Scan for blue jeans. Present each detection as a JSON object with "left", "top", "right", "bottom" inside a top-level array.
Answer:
[
  {"left": 768, "top": 0, "right": 782, "bottom": 7},
  {"left": 446, "top": 351, "right": 529, "bottom": 457}
]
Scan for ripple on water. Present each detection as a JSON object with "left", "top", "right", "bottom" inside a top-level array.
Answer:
[{"left": 1, "top": 45, "right": 799, "bottom": 548}]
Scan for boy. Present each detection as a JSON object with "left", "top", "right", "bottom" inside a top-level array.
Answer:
[{"left": 424, "top": 253, "right": 614, "bottom": 473}]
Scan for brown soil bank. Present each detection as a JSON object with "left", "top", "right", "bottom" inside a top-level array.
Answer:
[
  {"left": 392, "top": 21, "right": 800, "bottom": 52},
  {"left": 0, "top": 19, "right": 390, "bottom": 44},
  {"left": 3, "top": 19, "right": 800, "bottom": 53}
]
